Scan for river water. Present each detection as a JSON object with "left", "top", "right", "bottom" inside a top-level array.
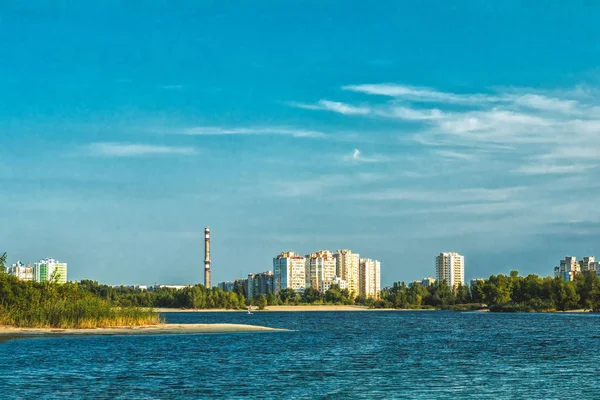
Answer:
[{"left": 2, "top": 311, "right": 600, "bottom": 399}]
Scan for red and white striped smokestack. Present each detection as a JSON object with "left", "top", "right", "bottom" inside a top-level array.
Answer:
[{"left": 204, "top": 227, "right": 211, "bottom": 288}]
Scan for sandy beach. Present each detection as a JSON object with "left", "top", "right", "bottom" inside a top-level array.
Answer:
[{"left": 0, "top": 323, "right": 284, "bottom": 338}]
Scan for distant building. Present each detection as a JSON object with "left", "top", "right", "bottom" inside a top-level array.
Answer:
[
  {"left": 321, "top": 276, "right": 347, "bottom": 292},
  {"left": 335, "top": 249, "right": 360, "bottom": 296},
  {"left": 413, "top": 277, "right": 436, "bottom": 287},
  {"left": 273, "top": 252, "right": 306, "bottom": 293},
  {"left": 359, "top": 258, "right": 381, "bottom": 299},
  {"left": 305, "top": 250, "right": 337, "bottom": 292},
  {"left": 112, "top": 284, "right": 148, "bottom": 290},
  {"left": 579, "top": 256, "right": 595, "bottom": 272},
  {"left": 554, "top": 256, "right": 580, "bottom": 281},
  {"left": 33, "top": 258, "right": 67, "bottom": 284},
  {"left": 218, "top": 281, "right": 236, "bottom": 292},
  {"left": 156, "top": 285, "right": 188, "bottom": 290},
  {"left": 247, "top": 271, "right": 274, "bottom": 299},
  {"left": 235, "top": 278, "right": 249, "bottom": 298},
  {"left": 435, "top": 252, "right": 464, "bottom": 289},
  {"left": 7, "top": 261, "right": 33, "bottom": 281}
]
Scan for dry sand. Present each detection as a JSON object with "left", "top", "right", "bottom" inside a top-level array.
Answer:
[{"left": 0, "top": 323, "right": 284, "bottom": 338}]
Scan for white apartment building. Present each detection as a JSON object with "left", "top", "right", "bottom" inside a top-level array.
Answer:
[
  {"left": 305, "top": 250, "right": 337, "bottom": 292},
  {"left": 359, "top": 258, "right": 381, "bottom": 299},
  {"left": 273, "top": 251, "right": 306, "bottom": 293},
  {"left": 579, "top": 256, "right": 595, "bottom": 272},
  {"left": 321, "top": 276, "right": 347, "bottom": 292},
  {"left": 7, "top": 261, "right": 33, "bottom": 281},
  {"left": 33, "top": 258, "right": 68, "bottom": 284},
  {"left": 554, "top": 256, "right": 579, "bottom": 282},
  {"left": 435, "top": 252, "right": 464, "bottom": 288},
  {"left": 335, "top": 249, "right": 360, "bottom": 296}
]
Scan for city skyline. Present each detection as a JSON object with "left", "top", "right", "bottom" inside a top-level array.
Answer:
[{"left": 3, "top": 2, "right": 600, "bottom": 285}]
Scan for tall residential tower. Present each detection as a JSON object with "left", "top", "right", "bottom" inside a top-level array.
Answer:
[{"left": 435, "top": 252, "right": 464, "bottom": 289}]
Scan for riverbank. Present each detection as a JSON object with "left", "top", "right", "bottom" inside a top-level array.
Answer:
[
  {"left": 153, "top": 305, "right": 434, "bottom": 312},
  {"left": 0, "top": 323, "right": 284, "bottom": 337}
]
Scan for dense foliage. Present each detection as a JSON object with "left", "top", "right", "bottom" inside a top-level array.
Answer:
[
  {"left": 79, "top": 280, "right": 247, "bottom": 309},
  {"left": 0, "top": 273, "right": 160, "bottom": 328},
  {"left": 378, "top": 271, "right": 600, "bottom": 312}
]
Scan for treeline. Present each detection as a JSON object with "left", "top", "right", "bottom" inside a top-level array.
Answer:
[
  {"left": 0, "top": 273, "right": 159, "bottom": 328},
  {"left": 379, "top": 271, "right": 600, "bottom": 312},
  {"left": 76, "top": 282, "right": 357, "bottom": 310},
  {"left": 79, "top": 280, "right": 247, "bottom": 310}
]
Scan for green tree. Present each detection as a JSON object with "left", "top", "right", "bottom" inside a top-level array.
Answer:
[
  {"left": 302, "top": 287, "right": 322, "bottom": 304},
  {"left": 266, "top": 291, "right": 277, "bottom": 306},
  {"left": 255, "top": 294, "right": 267, "bottom": 310}
]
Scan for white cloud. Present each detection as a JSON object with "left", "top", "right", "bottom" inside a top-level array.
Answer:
[
  {"left": 86, "top": 142, "right": 197, "bottom": 157},
  {"left": 513, "top": 163, "right": 597, "bottom": 175},
  {"left": 345, "top": 148, "right": 390, "bottom": 163},
  {"left": 342, "top": 83, "right": 504, "bottom": 104},
  {"left": 289, "top": 100, "right": 370, "bottom": 115},
  {"left": 181, "top": 126, "right": 325, "bottom": 138}
]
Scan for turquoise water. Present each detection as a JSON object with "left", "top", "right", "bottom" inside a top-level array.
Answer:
[{"left": 2, "top": 311, "right": 600, "bottom": 399}]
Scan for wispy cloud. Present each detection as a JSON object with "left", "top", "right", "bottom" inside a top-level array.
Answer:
[
  {"left": 180, "top": 126, "right": 325, "bottom": 138},
  {"left": 342, "top": 83, "right": 504, "bottom": 105},
  {"left": 513, "top": 163, "right": 597, "bottom": 175},
  {"left": 289, "top": 100, "right": 370, "bottom": 115},
  {"left": 86, "top": 142, "right": 197, "bottom": 157},
  {"left": 275, "top": 173, "right": 384, "bottom": 198},
  {"left": 345, "top": 149, "right": 390, "bottom": 163}
]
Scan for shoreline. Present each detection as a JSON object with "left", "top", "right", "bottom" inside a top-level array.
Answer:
[
  {"left": 153, "top": 305, "right": 435, "bottom": 312},
  {"left": 151, "top": 306, "right": 595, "bottom": 313},
  {"left": 0, "top": 323, "right": 285, "bottom": 338}
]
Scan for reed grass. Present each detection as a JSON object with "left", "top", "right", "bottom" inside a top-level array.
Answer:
[{"left": 0, "top": 275, "right": 162, "bottom": 328}]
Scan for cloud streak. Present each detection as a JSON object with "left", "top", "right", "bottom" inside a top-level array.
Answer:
[
  {"left": 345, "top": 149, "right": 390, "bottom": 163},
  {"left": 86, "top": 143, "right": 197, "bottom": 157},
  {"left": 181, "top": 126, "right": 326, "bottom": 138}
]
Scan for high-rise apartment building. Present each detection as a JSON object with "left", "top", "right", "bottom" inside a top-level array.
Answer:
[
  {"left": 305, "top": 250, "right": 337, "bottom": 292},
  {"left": 247, "top": 271, "right": 275, "bottom": 299},
  {"left": 554, "top": 256, "right": 580, "bottom": 281},
  {"left": 273, "top": 252, "right": 306, "bottom": 292},
  {"left": 33, "top": 258, "right": 67, "bottom": 284},
  {"left": 579, "top": 256, "right": 595, "bottom": 272},
  {"left": 359, "top": 258, "right": 381, "bottom": 299},
  {"left": 335, "top": 249, "right": 360, "bottom": 295},
  {"left": 7, "top": 261, "right": 33, "bottom": 281},
  {"left": 435, "top": 252, "right": 464, "bottom": 288}
]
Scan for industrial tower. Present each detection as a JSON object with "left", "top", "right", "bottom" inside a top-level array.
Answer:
[{"left": 204, "top": 227, "right": 211, "bottom": 288}]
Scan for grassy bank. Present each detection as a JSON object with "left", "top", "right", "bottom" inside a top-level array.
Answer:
[{"left": 0, "top": 274, "right": 160, "bottom": 328}]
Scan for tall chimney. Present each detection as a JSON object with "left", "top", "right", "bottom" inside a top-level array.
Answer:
[{"left": 204, "top": 227, "right": 211, "bottom": 288}]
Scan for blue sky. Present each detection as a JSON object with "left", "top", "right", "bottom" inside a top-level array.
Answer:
[{"left": 3, "top": 1, "right": 600, "bottom": 286}]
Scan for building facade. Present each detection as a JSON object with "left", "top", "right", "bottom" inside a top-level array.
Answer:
[
  {"left": 413, "top": 277, "right": 436, "bottom": 287},
  {"left": 247, "top": 271, "right": 275, "bottom": 299},
  {"left": 305, "top": 250, "right": 337, "bottom": 292},
  {"left": 359, "top": 258, "right": 381, "bottom": 299},
  {"left": 435, "top": 252, "right": 464, "bottom": 288},
  {"left": 33, "top": 258, "right": 67, "bottom": 283},
  {"left": 273, "top": 252, "right": 306, "bottom": 292},
  {"left": 321, "top": 276, "right": 347, "bottom": 292},
  {"left": 554, "top": 256, "right": 579, "bottom": 281},
  {"left": 7, "top": 261, "right": 33, "bottom": 281},
  {"left": 335, "top": 249, "right": 360, "bottom": 296},
  {"left": 218, "top": 281, "right": 235, "bottom": 292}
]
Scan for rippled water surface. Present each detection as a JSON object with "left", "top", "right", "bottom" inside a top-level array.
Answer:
[{"left": 2, "top": 311, "right": 600, "bottom": 399}]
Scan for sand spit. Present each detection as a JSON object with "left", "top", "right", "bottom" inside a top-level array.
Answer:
[{"left": 0, "top": 323, "right": 285, "bottom": 338}]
